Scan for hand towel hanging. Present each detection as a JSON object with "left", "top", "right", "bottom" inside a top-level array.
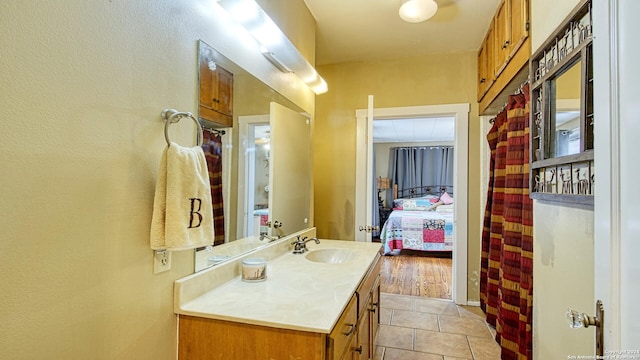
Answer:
[{"left": 150, "top": 142, "right": 214, "bottom": 251}]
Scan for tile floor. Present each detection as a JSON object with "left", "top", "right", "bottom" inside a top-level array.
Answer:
[{"left": 374, "top": 293, "right": 501, "bottom": 360}]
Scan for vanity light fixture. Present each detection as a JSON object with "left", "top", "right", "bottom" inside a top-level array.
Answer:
[
  {"left": 216, "top": 0, "right": 328, "bottom": 94},
  {"left": 261, "top": 47, "right": 292, "bottom": 73},
  {"left": 399, "top": 0, "right": 438, "bottom": 23}
]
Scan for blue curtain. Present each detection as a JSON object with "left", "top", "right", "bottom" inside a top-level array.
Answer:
[{"left": 386, "top": 146, "right": 454, "bottom": 206}]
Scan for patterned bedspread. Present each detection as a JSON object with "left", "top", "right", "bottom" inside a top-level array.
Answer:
[{"left": 380, "top": 207, "right": 454, "bottom": 254}]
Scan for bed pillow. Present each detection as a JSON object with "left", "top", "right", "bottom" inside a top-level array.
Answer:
[
  {"left": 392, "top": 198, "right": 404, "bottom": 209},
  {"left": 440, "top": 192, "right": 454, "bottom": 205},
  {"left": 403, "top": 198, "right": 438, "bottom": 211}
]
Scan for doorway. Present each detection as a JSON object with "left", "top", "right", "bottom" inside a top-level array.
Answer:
[
  {"left": 372, "top": 116, "right": 455, "bottom": 300},
  {"left": 355, "top": 103, "right": 470, "bottom": 305}
]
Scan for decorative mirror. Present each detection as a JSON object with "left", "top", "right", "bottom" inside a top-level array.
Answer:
[{"left": 530, "top": 0, "right": 594, "bottom": 205}]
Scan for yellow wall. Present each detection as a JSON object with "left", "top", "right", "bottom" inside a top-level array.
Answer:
[
  {"left": 0, "top": 1, "right": 314, "bottom": 359},
  {"left": 530, "top": 0, "right": 594, "bottom": 359},
  {"left": 314, "top": 51, "right": 483, "bottom": 300}
]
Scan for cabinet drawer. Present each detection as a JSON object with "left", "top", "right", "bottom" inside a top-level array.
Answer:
[{"left": 328, "top": 295, "right": 357, "bottom": 360}]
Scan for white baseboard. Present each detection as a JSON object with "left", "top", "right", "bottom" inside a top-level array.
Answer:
[{"left": 466, "top": 300, "right": 481, "bottom": 307}]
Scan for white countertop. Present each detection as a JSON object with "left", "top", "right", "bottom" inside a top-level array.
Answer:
[{"left": 175, "top": 239, "right": 382, "bottom": 334}]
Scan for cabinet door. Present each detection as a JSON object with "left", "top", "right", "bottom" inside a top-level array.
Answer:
[
  {"left": 493, "top": 0, "right": 510, "bottom": 77},
  {"left": 215, "top": 67, "right": 233, "bottom": 116},
  {"left": 477, "top": 40, "right": 488, "bottom": 100},
  {"left": 477, "top": 23, "right": 495, "bottom": 101},
  {"left": 199, "top": 55, "right": 215, "bottom": 110},
  {"left": 508, "top": 0, "right": 529, "bottom": 59},
  {"left": 369, "top": 275, "right": 381, "bottom": 350},
  {"left": 355, "top": 308, "right": 370, "bottom": 360}
]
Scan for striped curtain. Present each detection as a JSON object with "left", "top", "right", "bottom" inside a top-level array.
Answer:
[
  {"left": 202, "top": 130, "right": 225, "bottom": 246},
  {"left": 480, "top": 84, "right": 533, "bottom": 360}
]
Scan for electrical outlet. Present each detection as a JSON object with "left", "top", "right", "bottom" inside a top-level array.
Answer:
[{"left": 153, "top": 251, "right": 171, "bottom": 274}]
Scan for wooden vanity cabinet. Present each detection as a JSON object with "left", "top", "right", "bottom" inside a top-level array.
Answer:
[{"left": 177, "top": 250, "right": 382, "bottom": 360}]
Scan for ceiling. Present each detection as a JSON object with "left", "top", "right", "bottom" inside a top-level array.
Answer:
[
  {"left": 303, "top": 0, "right": 501, "bottom": 65},
  {"left": 302, "top": 0, "right": 490, "bottom": 142},
  {"left": 373, "top": 117, "right": 455, "bottom": 143}
]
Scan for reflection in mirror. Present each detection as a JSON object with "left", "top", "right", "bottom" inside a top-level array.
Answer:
[
  {"left": 553, "top": 59, "right": 581, "bottom": 157},
  {"left": 237, "top": 116, "right": 271, "bottom": 238},
  {"left": 193, "top": 40, "right": 312, "bottom": 272},
  {"left": 269, "top": 102, "right": 312, "bottom": 238}
]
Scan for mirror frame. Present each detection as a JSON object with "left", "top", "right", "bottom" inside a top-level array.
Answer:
[{"left": 529, "top": 0, "right": 594, "bottom": 206}]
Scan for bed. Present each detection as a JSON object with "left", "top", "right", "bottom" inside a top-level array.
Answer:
[
  {"left": 379, "top": 185, "right": 454, "bottom": 255},
  {"left": 253, "top": 208, "right": 269, "bottom": 235}
]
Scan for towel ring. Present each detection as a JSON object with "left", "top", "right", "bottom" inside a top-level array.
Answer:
[{"left": 161, "top": 109, "right": 203, "bottom": 147}]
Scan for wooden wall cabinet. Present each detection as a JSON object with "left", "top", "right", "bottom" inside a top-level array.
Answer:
[
  {"left": 178, "top": 252, "right": 382, "bottom": 360},
  {"left": 478, "top": 0, "right": 531, "bottom": 114},
  {"left": 198, "top": 42, "right": 234, "bottom": 127}
]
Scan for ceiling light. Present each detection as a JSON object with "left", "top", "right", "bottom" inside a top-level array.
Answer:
[{"left": 399, "top": 0, "right": 438, "bottom": 23}]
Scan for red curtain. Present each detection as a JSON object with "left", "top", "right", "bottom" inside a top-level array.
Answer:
[
  {"left": 202, "top": 131, "right": 225, "bottom": 246},
  {"left": 480, "top": 85, "right": 533, "bottom": 360}
]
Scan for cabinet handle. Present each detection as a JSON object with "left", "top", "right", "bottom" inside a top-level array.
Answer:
[
  {"left": 343, "top": 323, "right": 356, "bottom": 336},
  {"left": 354, "top": 346, "right": 363, "bottom": 354},
  {"left": 369, "top": 302, "right": 379, "bottom": 313},
  {"left": 480, "top": 78, "right": 486, "bottom": 83}
]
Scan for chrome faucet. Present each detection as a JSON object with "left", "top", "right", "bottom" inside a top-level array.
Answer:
[
  {"left": 291, "top": 236, "right": 320, "bottom": 254},
  {"left": 260, "top": 233, "right": 280, "bottom": 242}
]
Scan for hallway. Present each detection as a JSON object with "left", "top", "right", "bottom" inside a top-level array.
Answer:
[{"left": 375, "top": 293, "right": 501, "bottom": 359}]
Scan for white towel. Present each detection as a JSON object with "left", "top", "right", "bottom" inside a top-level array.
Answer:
[{"left": 150, "top": 142, "right": 214, "bottom": 251}]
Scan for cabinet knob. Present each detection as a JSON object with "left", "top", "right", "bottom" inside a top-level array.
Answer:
[
  {"left": 354, "top": 346, "right": 363, "bottom": 354},
  {"left": 480, "top": 78, "right": 486, "bottom": 83}
]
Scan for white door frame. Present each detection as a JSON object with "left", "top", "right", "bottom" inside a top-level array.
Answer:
[
  {"left": 237, "top": 114, "right": 269, "bottom": 239},
  {"left": 593, "top": 0, "right": 640, "bottom": 348},
  {"left": 355, "top": 103, "right": 470, "bottom": 305}
]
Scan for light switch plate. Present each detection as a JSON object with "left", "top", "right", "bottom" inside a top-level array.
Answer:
[{"left": 153, "top": 251, "right": 171, "bottom": 274}]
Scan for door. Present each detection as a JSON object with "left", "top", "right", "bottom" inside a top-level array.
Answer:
[
  {"left": 355, "top": 96, "right": 375, "bottom": 242},
  {"left": 355, "top": 103, "right": 470, "bottom": 305},
  {"left": 269, "top": 102, "right": 312, "bottom": 238}
]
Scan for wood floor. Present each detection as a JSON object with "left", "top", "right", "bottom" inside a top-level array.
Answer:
[{"left": 379, "top": 251, "right": 453, "bottom": 300}]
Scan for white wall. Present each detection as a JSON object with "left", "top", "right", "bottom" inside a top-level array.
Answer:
[{"left": 0, "top": 1, "right": 314, "bottom": 358}]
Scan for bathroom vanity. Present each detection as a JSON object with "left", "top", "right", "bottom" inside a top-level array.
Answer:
[{"left": 174, "top": 230, "right": 382, "bottom": 360}]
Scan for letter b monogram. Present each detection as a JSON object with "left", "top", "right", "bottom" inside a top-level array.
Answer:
[{"left": 188, "top": 198, "right": 203, "bottom": 228}]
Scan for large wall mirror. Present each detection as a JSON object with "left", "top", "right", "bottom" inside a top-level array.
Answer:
[
  {"left": 530, "top": 0, "right": 594, "bottom": 205},
  {"left": 194, "top": 40, "right": 312, "bottom": 272}
]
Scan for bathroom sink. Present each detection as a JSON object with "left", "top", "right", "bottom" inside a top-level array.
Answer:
[{"left": 305, "top": 249, "right": 355, "bottom": 264}]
